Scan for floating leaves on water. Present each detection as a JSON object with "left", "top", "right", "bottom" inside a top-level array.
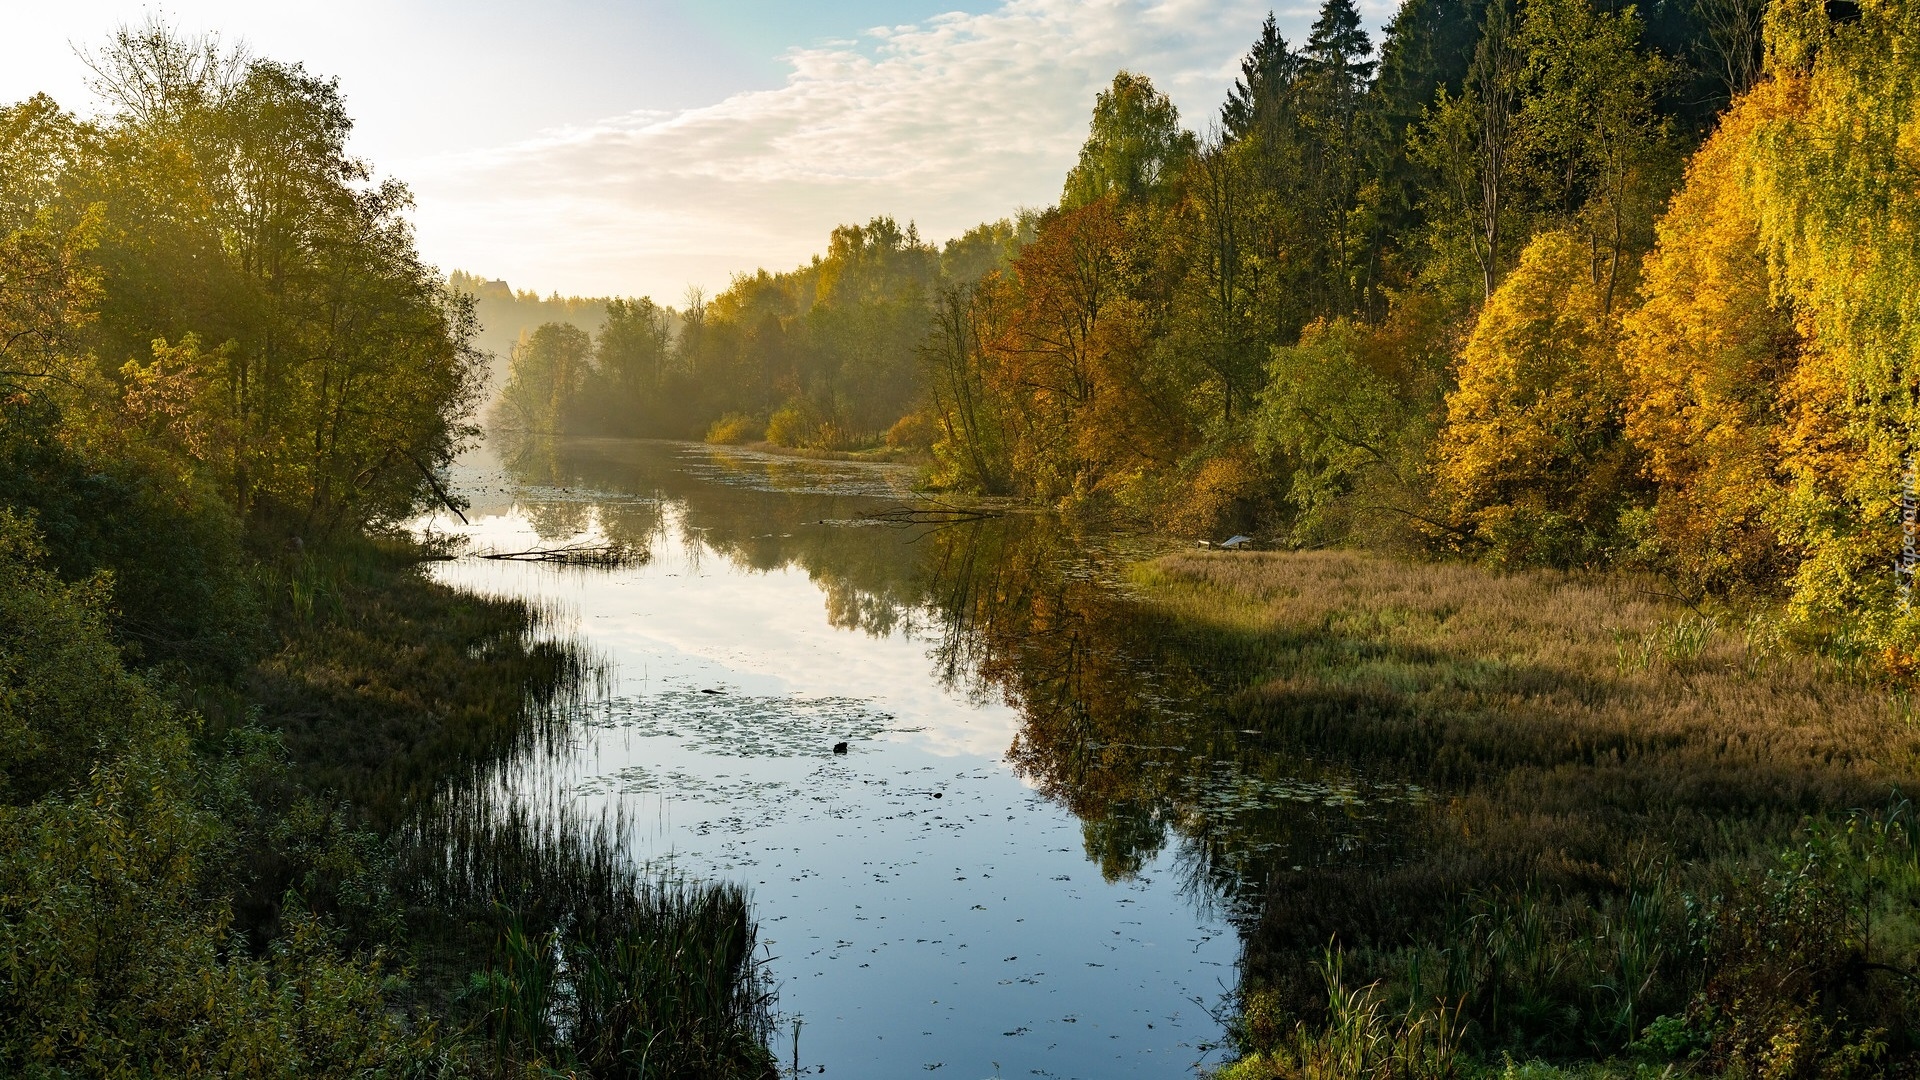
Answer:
[
  {"left": 575, "top": 763, "right": 807, "bottom": 804},
  {"left": 677, "top": 446, "right": 922, "bottom": 499},
  {"left": 577, "top": 691, "right": 918, "bottom": 758}
]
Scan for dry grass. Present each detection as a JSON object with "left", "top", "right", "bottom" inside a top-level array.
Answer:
[
  {"left": 1137, "top": 550, "right": 1920, "bottom": 1069},
  {"left": 1145, "top": 550, "right": 1917, "bottom": 821}
]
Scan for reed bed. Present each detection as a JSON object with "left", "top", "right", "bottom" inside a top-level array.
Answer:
[{"left": 402, "top": 787, "right": 778, "bottom": 1079}]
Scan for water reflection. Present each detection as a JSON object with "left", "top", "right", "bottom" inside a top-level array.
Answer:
[
  {"left": 913, "top": 513, "right": 1431, "bottom": 914},
  {"left": 428, "top": 436, "right": 1430, "bottom": 1076}
]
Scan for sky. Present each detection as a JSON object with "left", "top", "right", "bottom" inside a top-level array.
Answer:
[{"left": 6, "top": 1, "right": 1395, "bottom": 302}]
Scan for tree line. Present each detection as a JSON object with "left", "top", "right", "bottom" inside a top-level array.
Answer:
[{"left": 504, "top": 0, "right": 1920, "bottom": 665}]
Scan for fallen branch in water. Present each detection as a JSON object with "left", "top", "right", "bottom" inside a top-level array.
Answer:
[{"left": 476, "top": 541, "right": 648, "bottom": 567}]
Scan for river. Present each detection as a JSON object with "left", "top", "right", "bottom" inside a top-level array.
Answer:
[{"left": 420, "top": 435, "right": 1426, "bottom": 1078}]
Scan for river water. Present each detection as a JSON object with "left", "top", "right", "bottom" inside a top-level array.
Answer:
[{"left": 421, "top": 436, "right": 1423, "bottom": 1078}]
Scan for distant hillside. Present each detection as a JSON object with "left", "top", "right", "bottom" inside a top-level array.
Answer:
[{"left": 447, "top": 271, "right": 613, "bottom": 401}]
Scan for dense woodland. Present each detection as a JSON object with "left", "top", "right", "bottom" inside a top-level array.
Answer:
[{"left": 501, "top": 0, "right": 1920, "bottom": 670}]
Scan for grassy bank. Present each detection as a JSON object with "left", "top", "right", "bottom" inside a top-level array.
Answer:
[
  {"left": 1134, "top": 550, "right": 1920, "bottom": 1078},
  {"left": 0, "top": 523, "right": 777, "bottom": 1078},
  {"left": 243, "top": 539, "right": 780, "bottom": 1077}
]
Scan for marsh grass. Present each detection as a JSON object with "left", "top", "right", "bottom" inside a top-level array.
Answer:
[
  {"left": 1137, "top": 551, "right": 1920, "bottom": 1075},
  {"left": 233, "top": 535, "right": 603, "bottom": 828},
  {"left": 1219, "top": 953, "right": 1467, "bottom": 1080},
  {"left": 405, "top": 789, "right": 778, "bottom": 1078},
  {"left": 219, "top": 534, "right": 773, "bottom": 1077}
]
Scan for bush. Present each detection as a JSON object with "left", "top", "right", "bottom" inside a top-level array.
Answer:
[
  {"left": 0, "top": 509, "right": 169, "bottom": 805},
  {"left": 764, "top": 401, "right": 819, "bottom": 448},
  {"left": 0, "top": 514, "right": 435, "bottom": 1077},
  {"left": 704, "top": 412, "right": 758, "bottom": 446},
  {"left": 885, "top": 411, "right": 937, "bottom": 451}
]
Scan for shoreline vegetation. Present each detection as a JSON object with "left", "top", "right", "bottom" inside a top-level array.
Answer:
[
  {"left": 1135, "top": 550, "right": 1920, "bottom": 1077},
  {"left": 0, "top": 22, "right": 778, "bottom": 1079}
]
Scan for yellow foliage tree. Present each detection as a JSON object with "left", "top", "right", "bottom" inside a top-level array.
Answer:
[
  {"left": 1619, "top": 78, "right": 1804, "bottom": 591},
  {"left": 1436, "top": 230, "right": 1638, "bottom": 565},
  {"left": 1747, "top": 0, "right": 1920, "bottom": 639}
]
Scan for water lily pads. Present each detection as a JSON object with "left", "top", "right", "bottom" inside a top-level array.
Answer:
[{"left": 578, "top": 691, "right": 917, "bottom": 758}]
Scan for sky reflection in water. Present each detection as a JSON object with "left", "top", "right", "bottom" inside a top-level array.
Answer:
[{"left": 422, "top": 438, "right": 1239, "bottom": 1078}]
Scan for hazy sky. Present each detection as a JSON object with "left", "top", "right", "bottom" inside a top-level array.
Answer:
[{"left": 8, "top": 1, "right": 1393, "bottom": 301}]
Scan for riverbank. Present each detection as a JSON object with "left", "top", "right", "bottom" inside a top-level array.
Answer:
[
  {"left": 0, "top": 522, "right": 778, "bottom": 1078},
  {"left": 244, "top": 538, "right": 780, "bottom": 1075},
  {"left": 1134, "top": 550, "right": 1920, "bottom": 1078}
]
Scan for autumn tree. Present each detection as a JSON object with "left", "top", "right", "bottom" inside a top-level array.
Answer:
[
  {"left": 1619, "top": 81, "right": 1802, "bottom": 590},
  {"left": 53, "top": 22, "right": 485, "bottom": 533},
  {"left": 1436, "top": 230, "right": 1640, "bottom": 564},
  {"left": 1738, "top": 0, "right": 1920, "bottom": 637}
]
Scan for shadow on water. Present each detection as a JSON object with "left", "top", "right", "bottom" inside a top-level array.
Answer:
[{"left": 246, "top": 518, "right": 781, "bottom": 1076}]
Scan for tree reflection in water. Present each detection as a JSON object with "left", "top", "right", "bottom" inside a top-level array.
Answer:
[{"left": 488, "top": 436, "right": 1429, "bottom": 984}]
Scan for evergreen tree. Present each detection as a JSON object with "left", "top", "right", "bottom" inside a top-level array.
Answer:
[
  {"left": 1299, "top": 0, "right": 1380, "bottom": 316},
  {"left": 1221, "top": 14, "right": 1298, "bottom": 140},
  {"left": 1307, "top": 0, "right": 1378, "bottom": 93}
]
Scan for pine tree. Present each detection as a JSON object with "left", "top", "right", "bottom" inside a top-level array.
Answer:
[
  {"left": 1307, "top": 0, "right": 1377, "bottom": 90},
  {"left": 1221, "top": 14, "right": 1297, "bottom": 140}
]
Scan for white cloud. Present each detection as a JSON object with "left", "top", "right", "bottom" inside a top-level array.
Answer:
[{"left": 403, "top": 0, "right": 1357, "bottom": 301}]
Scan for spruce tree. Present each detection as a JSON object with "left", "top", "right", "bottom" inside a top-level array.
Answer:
[
  {"left": 1307, "top": 0, "right": 1377, "bottom": 85},
  {"left": 1222, "top": 14, "right": 1298, "bottom": 140}
]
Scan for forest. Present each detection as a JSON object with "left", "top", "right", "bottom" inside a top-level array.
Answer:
[{"left": 499, "top": 0, "right": 1920, "bottom": 671}]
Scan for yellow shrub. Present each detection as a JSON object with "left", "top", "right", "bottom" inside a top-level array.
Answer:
[
  {"left": 884, "top": 411, "right": 937, "bottom": 451},
  {"left": 703, "top": 413, "right": 757, "bottom": 445},
  {"left": 764, "top": 403, "right": 816, "bottom": 448},
  {"left": 1162, "top": 450, "right": 1267, "bottom": 539}
]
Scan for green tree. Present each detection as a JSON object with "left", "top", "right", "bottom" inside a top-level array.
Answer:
[
  {"left": 497, "top": 321, "right": 593, "bottom": 434},
  {"left": 1222, "top": 14, "right": 1301, "bottom": 141},
  {"left": 1513, "top": 0, "right": 1676, "bottom": 313},
  {"left": 1410, "top": 0, "right": 1521, "bottom": 300},
  {"left": 584, "top": 296, "right": 674, "bottom": 431},
  {"left": 1061, "top": 72, "right": 1195, "bottom": 209}
]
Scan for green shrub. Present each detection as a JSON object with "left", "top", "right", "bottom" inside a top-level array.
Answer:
[
  {"left": 0, "top": 509, "right": 169, "bottom": 805},
  {"left": 0, "top": 514, "right": 435, "bottom": 1077}
]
